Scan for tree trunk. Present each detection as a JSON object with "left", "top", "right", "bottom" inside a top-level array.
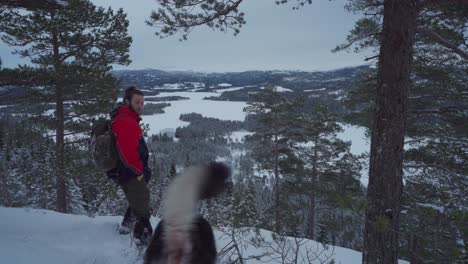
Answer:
[
  {"left": 307, "top": 190, "right": 316, "bottom": 239},
  {"left": 51, "top": 16, "right": 67, "bottom": 213},
  {"left": 307, "top": 143, "right": 318, "bottom": 239},
  {"left": 363, "top": 0, "right": 417, "bottom": 263},
  {"left": 273, "top": 132, "right": 280, "bottom": 233},
  {"left": 409, "top": 234, "right": 423, "bottom": 264}
]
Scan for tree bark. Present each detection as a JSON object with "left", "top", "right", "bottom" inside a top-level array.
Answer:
[
  {"left": 409, "top": 234, "right": 424, "bottom": 264},
  {"left": 273, "top": 131, "right": 281, "bottom": 233},
  {"left": 363, "top": 0, "right": 418, "bottom": 263},
  {"left": 307, "top": 142, "right": 318, "bottom": 239},
  {"left": 51, "top": 12, "right": 67, "bottom": 213}
]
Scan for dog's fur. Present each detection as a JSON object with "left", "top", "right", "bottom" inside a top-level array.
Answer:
[{"left": 144, "top": 162, "right": 231, "bottom": 264}]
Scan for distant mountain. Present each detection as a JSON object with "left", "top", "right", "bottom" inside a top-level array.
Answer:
[
  {"left": 1, "top": 66, "right": 371, "bottom": 116},
  {"left": 112, "top": 65, "right": 371, "bottom": 94}
]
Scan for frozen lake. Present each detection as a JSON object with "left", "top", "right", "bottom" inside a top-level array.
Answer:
[{"left": 141, "top": 90, "right": 370, "bottom": 186}]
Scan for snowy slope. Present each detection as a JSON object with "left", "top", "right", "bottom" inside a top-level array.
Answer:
[
  {"left": 0, "top": 207, "right": 409, "bottom": 264},
  {"left": 1, "top": 207, "right": 145, "bottom": 264}
]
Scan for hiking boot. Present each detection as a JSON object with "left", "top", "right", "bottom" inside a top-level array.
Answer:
[
  {"left": 118, "top": 207, "right": 136, "bottom": 235},
  {"left": 134, "top": 217, "right": 153, "bottom": 246}
]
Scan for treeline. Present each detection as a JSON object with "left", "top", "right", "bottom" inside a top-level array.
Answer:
[
  {"left": 144, "top": 96, "right": 189, "bottom": 102},
  {"left": 142, "top": 102, "right": 171, "bottom": 115},
  {"left": 147, "top": 88, "right": 367, "bottom": 252},
  {"left": 176, "top": 113, "right": 245, "bottom": 139}
]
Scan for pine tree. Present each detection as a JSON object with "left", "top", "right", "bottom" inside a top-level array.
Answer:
[
  {"left": 337, "top": 1, "right": 467, "bottom": 262},
  {"left": 1, "top": 0, "right": 70, "bottom": 11},
  {"left": 0, "top": 0, "right": 132, "bottom": 213},
  {"left": 244, "top": 85, "right": 303, "bottom": 233},
  {"left": 320, "top": 151, "right": 365, "bottom": 249},
  {"left": 232, "top": 178, "right": 259, "bottom": 228},
  {"left": 0, "top": 115, "right": 57, "bottom": 209},
  {"left": 292, "top": 104, "right": 363, "bottom": 241}
]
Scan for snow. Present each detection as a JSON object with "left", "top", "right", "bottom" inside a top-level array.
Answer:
[
  {"left": 416, "top": 203, "right": 445, "bottom": 214},
  {"left": 191, "top": 82, "right": 205, "bottom": 88},
  {"left": 328, "top": 89, "right": 343, "bottom": 95},
  {"left": 323, "top": 77, "right": 347, "bottom": 82},
  {"left": 230, "top": 148, "right": 247, "bottom": 159},
  {"left": 31, "top": 86, "right": 46, "bottom": 90},
  {"left": 274, "top": 86, "right": 293, "bottom": 92},
  {"left": 304, "top": 88, "right": 326, "bottom": 92},
  {"left": 227, "top": 130, "right": 254, "bottom": 143},
  {"left": 259, "top": 86, "right": 293, "bottom": 92},
  {"left": 140, "top": 90, "right": 370, "bottom": 186},
  {"left": 142, "top": 91, "right": 247, "bottom": 135},
  {"left": 54, "top": 0, "right": 69, "bottom": 7},
  {"left": 456, "top": 239, "right": 465, "bottom": 247},
  {"left": 0, "top": 207, "right": 143, "bottom": 264},
  {"left": 337, "top": 123, "right": 370, "bottom": 186},
  {"left": 152, "top": 83, "right": 186, "bottom": 90},
  {"left": 0, "top": 206, "right": 410, "bottom": 264},
  {"left": 217, "top": 83, "right": 232, "bottom": 87},
  {"left": 214, "top": 86, "right": 246, "bottom": 93},
  {"left": 183, "top": 82, "right": 205, "bottom": 90},
  {"left": 293, "top": 124, "right": 369, "bottom": 186},
  {"left": 283, "top": 77, "right": 297, "bottom": 81},
  {"left": 337, "top": 123, "right": 369, "bottom": 156}
]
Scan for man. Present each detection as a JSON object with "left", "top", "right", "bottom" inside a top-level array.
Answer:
[{"left": 107, "top": 86, "right": 153, "bottom": 246}]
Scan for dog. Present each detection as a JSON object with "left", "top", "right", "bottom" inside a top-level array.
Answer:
[{"left": 144, "top": 162, "right": 231, "bottom": 264}]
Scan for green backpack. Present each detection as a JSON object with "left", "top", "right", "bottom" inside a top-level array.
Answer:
[{"left": 89, "top": 115, "right": 128, "bottom": 171}]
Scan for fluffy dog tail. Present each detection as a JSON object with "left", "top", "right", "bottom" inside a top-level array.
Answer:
[{"left": 161, "top": 162, "right": 231, "bottom": 263}]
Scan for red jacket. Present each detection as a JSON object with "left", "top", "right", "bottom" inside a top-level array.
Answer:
[{"left": 110, "top": 106, "right": 151, "bottom": 182}]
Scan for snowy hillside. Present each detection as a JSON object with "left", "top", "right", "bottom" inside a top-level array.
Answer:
[{"left": 0, "top": 207, "right": 409, "bottom": 264}]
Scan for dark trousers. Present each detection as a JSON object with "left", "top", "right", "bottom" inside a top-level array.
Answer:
[{"left": 121, "top": 177, "right": 151, "bottom": 219}]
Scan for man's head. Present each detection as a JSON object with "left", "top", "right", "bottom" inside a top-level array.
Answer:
[{"left": 123, "top": 86, "right": 144, "bottom": 116}]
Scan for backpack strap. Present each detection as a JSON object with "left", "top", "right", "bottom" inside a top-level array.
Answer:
[{"left": 109, "top": 114, "right": 130, "bottom": 128}]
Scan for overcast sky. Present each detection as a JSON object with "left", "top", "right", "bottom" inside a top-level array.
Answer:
[{"left": 0, "top": 0, "right": 371, "bottom": 72}]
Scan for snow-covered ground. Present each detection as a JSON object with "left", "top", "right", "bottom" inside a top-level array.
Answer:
[
  {"left": 226, "top": 130, "right": 254, "bottom": 143},
  {"left": 0, "top": 207, "right": 409, "bottom": 264},
  {"left": 1, "top": 207, "right": 143, "bottom": 264},
  {"left": 260, "top": 86, "right": 293, "bottom": 92},
  {"left": 304, "top": 88, "right": 326, "bottom": 92},
  {"left": 328, "top": 90, "right": 344, "bottom": 95},
  {"left": 155, "top": 83, "right": 185, "bottom": 90},
  {"left": 214, "top": 86, "right": 247, "bottom": 93}
]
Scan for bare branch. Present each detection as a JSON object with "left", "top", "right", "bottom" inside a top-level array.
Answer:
[
  {"left": 419, "top": 0, "right": 468, "bottom": 8},
  {"left": 364, "top": 54, "right": 379, "bottom": 61},
  {"left": 0, "top": 0, "right": 69, "bottom": 10},
  {"left": 416, "top": 27, "right": 468, "bottom": 60},
  {"left": 147, "top": 0, "right": 246, "bottom": 39}
]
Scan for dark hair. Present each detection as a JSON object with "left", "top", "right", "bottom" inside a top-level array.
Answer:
[{"left": 123, "top": 86, "right": 144, "bottom": 103}]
